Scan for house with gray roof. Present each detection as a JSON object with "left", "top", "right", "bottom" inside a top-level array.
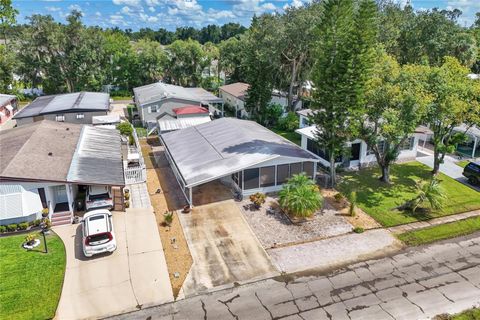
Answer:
[
  {"left": 13, "top": 92, "right": 111, "bottom": 127},
  {"left": 133, "top": 82, "right": 223, "bottom": 129},
  {"left": 160, "top": 118, "right": 320, "bottom": 205},
  {"left": 0, "top": 120, "right": 124, "bottom": 226}
]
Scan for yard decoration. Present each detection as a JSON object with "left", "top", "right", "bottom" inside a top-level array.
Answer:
[
  {"left": 23, "top": 234, "right": 41, "bottom": 250},
  {"left": 41, "top": 208, "right": 49, "bottom": 218},
  {"left": 278, "top": 174, "right": 323, "bottom": 219},
  {"left": 249, "top": 192, "right": 266, "bottom": 209}
]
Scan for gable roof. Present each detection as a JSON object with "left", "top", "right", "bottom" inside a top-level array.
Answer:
[
  {"left": 219, "top": 82, "right": 250, "bottom": 101},
  {"left": 133, "top": 82, "right": 222, "bottom": 106},
  {"left": 160, "top": 118, "right": 319, "bottom": 187},
  {"left": 13, "top": 92, "right": 110, "bottom": 119},
  {"left": 0, "top": 120, "right": 124, "bottom": 186}
]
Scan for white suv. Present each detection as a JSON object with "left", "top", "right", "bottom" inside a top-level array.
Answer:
[
  {"left": 82, "top": 209, "right": 117, "bottom": 257},
  {"left": 86, "top": 185, "right": 113, "bottom": 211}
]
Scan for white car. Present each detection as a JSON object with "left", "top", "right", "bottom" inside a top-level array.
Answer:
[
  {"left": 82, "top": 209, "right": 117, "bottom": 257},
  {"left": 86, "top": 185, "right": 113, "bottom": 211}
]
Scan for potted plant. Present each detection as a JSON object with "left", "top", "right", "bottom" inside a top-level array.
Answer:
[
  {"left": 125, "top": 200, "right": 130, "bottom": 208},
  {"left": 124, "top": 192, "right": 130, "bottom": 201},
  {"left": 41, "top": 208, "right": 49, "bottom": 218},
  {"left": 25, "top": 234, "right": 36, "bottom": 246},
  {"left": 249, "top": 192, "right": 266, "bottom": 209}
]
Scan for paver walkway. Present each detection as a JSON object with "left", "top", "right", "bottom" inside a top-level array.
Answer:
[
  {"left": 111, "top": 234, "right": 480, "bottom": 320},
  {"left": 128, "top": 182, "right": 152, "bottom": 208},
  {"left": 388, "top": 209, "right": 480, "bottom": 234}
]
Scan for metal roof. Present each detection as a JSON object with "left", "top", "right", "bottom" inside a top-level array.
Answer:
[
  {"left": 133, "top": 82, "right": 222, "bottom": 106},
  {"left": 455, "top": 123, "right": 480, "bottom": 138},
  {"left": 13, "top": 92, "right": 110, "bottom": 119},
  {"left": 92, "top": 114, "right": 121, "bottom": 125},
  {"left": 158, "top": 116, "right": 211, "bottom": 132},
  {"left": 0, "top": 94, "right": 16, "bottom": 107},
  {"left": 67, "top": 125, "right": 125, "bottom": 186},
  {"left": 161, "top": 118, "right": 319, "bottom": 187}
]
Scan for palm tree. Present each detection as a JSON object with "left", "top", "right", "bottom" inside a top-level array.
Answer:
[
  {"left": 402, "top": 178, "right": 446, "bottom": 212},
  {"left": 278, "top": 174, "right": 323, "bottom": 218}
]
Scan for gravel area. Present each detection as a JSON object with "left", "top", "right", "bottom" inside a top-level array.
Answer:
[{"left": 238, "top": 196, "right": 353, "bottom": 249}]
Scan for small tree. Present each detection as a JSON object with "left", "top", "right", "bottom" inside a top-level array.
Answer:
[
  {"left": 402, "top": 178, "right": 446, "bottom": 212},
  {"left": 116, "top": 122, "right": 133, "bottom": 136},
  {"left": 348, "top": 191, "right": 357, "bottom": 217},
  {"left": 278, "top": 174, "right": 323, "bottom": 218}
]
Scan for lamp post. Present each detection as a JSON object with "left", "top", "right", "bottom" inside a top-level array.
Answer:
[{"left": 40, "top": 221, "right": 48, "bottom": 254}]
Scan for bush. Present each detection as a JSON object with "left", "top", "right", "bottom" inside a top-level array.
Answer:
[
  {"left": 279, "top": 174, "right": 323, "bottom": 218},
  {"left": 117, "top": 122, "right": 133, "bottom": 136},
  {"left": 0, "top": 225, "right": 6, "bottom": 233},
  {"left": 18, "top": 222, "right": 29, "bottom": 230},
  {"left": 128, "top": 133, "right": 135, "bottom": 145},
  {"left": 42, "top": 218, "right": 51, "bottom": 230},
  {"left": 6, "top": 224, "right": 17, "bottom": 232},
  {"left": 353, "top": 227, "right": 364, "bottom": 233},
  {"left": 33, "top": 219, "right": 41, "bottom": 227},
  {"left": 249, "top": 192, "right": 266, "bottom": 208},
  {"left": 278, "top": 112, "right": 299, "bottom": 131},
  {"left": 334, "top": 193, "right": 344, "bottom": 202}
]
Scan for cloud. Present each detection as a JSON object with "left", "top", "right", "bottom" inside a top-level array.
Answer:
[
  {"left": 233, "top": 0, "right": 279, "bottom": 15},
  {"left": 68, "top": 4, "right": 83, "bottom": 13},
  {"left": 148, "top": 6, "right": 156, "bottom": 12},
  {"left": 145, "top": 0, "right": 161, "bottom": 6},
  {"left": 446, "top": 0, "right": 480, "bottom": 25},
  {"left": 121, "top": 6, "right": 133, "bottom": 14},
  {"left": 95, "top": 11, "right": 102, "bottom": 17},
  {"left": 139, "top": 13, "right": 159, "bottom": 22},
  {"left": 112, "top": 0, "right": 141, "bottom": 7},
  {"left": 109, "top": 14, "right": 127, "bottom": 26},
  {"left": 46, "top": 6, "right": 61, "bottom": 12},
  {"left": 284, "top": 0, "right": 304, "bottom": 10}
]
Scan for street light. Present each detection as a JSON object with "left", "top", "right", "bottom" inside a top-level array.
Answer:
[{"left": 40, "top": 220, "right": 49, "bottom": 254}]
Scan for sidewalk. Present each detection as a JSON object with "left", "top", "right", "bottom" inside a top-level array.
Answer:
[{"left": 388, "top": 209, "right": 480, "bottom": 234}]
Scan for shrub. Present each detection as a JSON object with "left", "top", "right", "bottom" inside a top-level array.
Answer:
[
  {"left": 349, "top": 191, "right": 357, "bottom": 217},
  {"left": 117, "top": 122, "right": 133, "bottom": 136},
  {"left": 334, "top": 193, "right": 344, "bottom": 202},
  {"left": 33, "top": 219, "right": 41, "bottom": 227},
  {"left": 42, "top": 218, "right": 51, "bottom": 230},
  {"left": 125, "top": 200, "right": 130, "bottom": 208},
  {"left": 249, "top": 192, "right": 266, "bottom": 208},
  {"left": 279, "top": 174, "right": 323, "bottom": 218},
  {"left": 163, "top": 211, "right": 174, "bottom": 226},
  {"left": 0, "top": 225, "right": 6, "bottom": 233},
  {"left": 278, "top": 112, "right": 299, "bottom": 132},
  {"left": 18, "top": 222, "right": 29, "bottom": 230},
  {"left": 6, "top": 224, "right": 17, "bottom": 232},
  {"left": 353, "top": 227, "right": 364, "bottom": 233},
  {"left": 129, "top": 133, "right": 135, "bottom": 145}
]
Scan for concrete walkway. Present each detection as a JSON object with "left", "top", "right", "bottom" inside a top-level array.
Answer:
[
  {"left": 268, "top": 229, "right": 402, "bottom": 274},
  {"left": 54, "top": 208, "right": 173, "bottom": 320},
  {"left": 111, "top": 234, "right": 480, "bottom": 320},
  {"left": 388, "top": 209, "right": 480, "bottom": 234},
  {"left": 128, "top": 183, "right": 152, "bottom": 209}
]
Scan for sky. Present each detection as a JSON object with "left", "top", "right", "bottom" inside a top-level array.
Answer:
[{"left": 12, "top": 0, "right": 480, "bottom": 31}]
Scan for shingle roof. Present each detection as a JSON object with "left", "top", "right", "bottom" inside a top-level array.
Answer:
[
  {"left": 133, "top": 82, "right": 222, "bottom": 106},
  {"left": 0, "top": 120, "right": 124, "bottom": 186},
  {"left": 161, "top": 118, "right": 319, "bottom": 187},
  {"left": 219, "top": 82, "right": 249, "bottom": 101},
  {"left": 0, "top": 94, "right": 16, "bottom": 107},
  {"left": 13, "top": 92, "right": 110, "bottom": 119}
]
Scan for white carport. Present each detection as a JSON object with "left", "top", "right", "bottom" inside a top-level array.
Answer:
[{"left": 160, "top": 118, "right": 320, "bottom": 206}]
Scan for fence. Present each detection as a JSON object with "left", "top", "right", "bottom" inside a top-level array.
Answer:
[{"left": 123, "top": 124, "right": 147, "bottom": 185}]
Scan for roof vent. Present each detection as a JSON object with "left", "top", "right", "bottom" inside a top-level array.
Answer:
[
  {"left": 66, "top": 128, "right": 69, "bottom": 131},
  {"left": 48, "top": 152, "right": 53, "bottom": 156}
]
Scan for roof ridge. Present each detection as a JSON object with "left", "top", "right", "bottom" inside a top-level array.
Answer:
[{"left": 72, "top": 92, "right": 85, "bottom": 109}]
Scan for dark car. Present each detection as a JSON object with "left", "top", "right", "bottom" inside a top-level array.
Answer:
[{"left": 463, "top": 161, "right": 480, "bottom": 185}]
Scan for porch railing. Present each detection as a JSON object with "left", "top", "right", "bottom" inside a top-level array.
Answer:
[{"left": 123, "top": 123, "right": 147, "bottom": 185}]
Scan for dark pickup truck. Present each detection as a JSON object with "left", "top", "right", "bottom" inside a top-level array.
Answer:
[{"left": 463, "top": 161, "right": 480, "bottom": 185}]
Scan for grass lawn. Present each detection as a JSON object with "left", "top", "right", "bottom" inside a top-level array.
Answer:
[
  {"left": 397, "top": 216, "right": 480, "bottom": 246},
  {"left": 271, "top": 127, "right": 301, "bottom": 146},
  {"left": 135, "top": 126, "right": 147, "bottom": 138},
  {"left": 450, "top": 308, "right": 480, "bottom": 320},
  {"left": 111, "top": 96, "right": 132, "bottom": 101},
  {"left": 337, "top": 161, "right": 480, "bottom": 227},
  {"left": 0, "top": 232, "right": 66, "bottom": 320},
  {"left": 456, "top": 160, "right": 471, "bottom": 168}
]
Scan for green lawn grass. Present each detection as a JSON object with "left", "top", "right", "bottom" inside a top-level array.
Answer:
[
  {"left": 0, "top": 232, "right": 66, "bottom": 320},
  {"left": 337, "top": 161, "right": 480, "bottom": 227},
  {"left": 397, "top": 216, "right": 480, "bottom": 246},
  {"left": 135, "top": 126, "right": 147, "bottom": 137},
  {"left": 456, "top": 160, "right": 471, "bottom": 168},
  {"left": 111, "top": 96, "right": 132, "bottom": 101},
  {"left": 451, "top": 308, "right": 480, "bottom": 320},
  {"left": 271, "top": 128, "right": 301, "bottom": 146}
]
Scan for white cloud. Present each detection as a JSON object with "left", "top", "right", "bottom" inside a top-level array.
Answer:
[
  {"left": 95, "top": 11, "right": 102, "bottom": 17},
  {"left": 262, "top": 3, "right": 276, "bottom": 11},
  {"left": 148, "top": 6, "right": 156, "bottom": 12},
  {"left": 46, "top": 6, "right": 61, "bottom": 12},
  {"left": 139, "top": 12, "right": 159, "bottom": 22},
  {"left": 68, "top": 4, "right": 83, "bottom": 13},
  {"left": 112, "top": 0, "right": 141, "bottom": 7},
  {"left": 109, "top": 14, "right": 127, "bottom": 25},
  {"left": 233, "top": 0, "right": 278, "bottom": 15},
  {"left": 145, "top": 0, "right": 161, "bottom": 6},
  {"left": 446, "top": 0, "right": 480, "bottom": 25},
  {"left": 284, "top": 0, "right": 304, "bottom": 10},
  {"left": 121, "top": 6, "right": 133, "bottom": 14}
]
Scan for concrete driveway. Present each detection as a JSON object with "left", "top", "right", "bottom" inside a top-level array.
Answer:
[
  {"left": 54, "top": 208, "right": 173, "bottom": 320},
  {"left": 179, "top": 188, "right": 278, "bottom": 297}
]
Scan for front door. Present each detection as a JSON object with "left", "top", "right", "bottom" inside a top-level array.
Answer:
[
  {"left": 54, "top": 185, "right": 68, "bottom": 203},
  {"left": 351, "top": 143, "right": 361, "bottom": 161}
]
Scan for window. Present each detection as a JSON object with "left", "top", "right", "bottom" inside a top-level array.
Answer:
[
  {"left": 290, "top": 162, "right": 303, "bottom": 176},
  {"left": 151, "top": 105, "right": 158, "bottom": 113},
  {"left": 399, "top": 137, "right": 414, "bottom": 151},
  {"left": 303, "top": 162, "right": 315, "bottom": 178},
  {"left": 276, "top": 164, "right": 290, "bottom": 185},
  {"left": 232, "top": 171, "right": 243, "bottom": 189},
  {"left": 76, "top": 113, "right": 84, "bottom": 119},
  {"left": 260, "top": 166, "right": 275, "bottom": 187},
  {"left": 55, "top": 114, "right": 65, "bottom": 122},
  {"left": 244, "top": 168, "right": 260, "bottom": 190}
]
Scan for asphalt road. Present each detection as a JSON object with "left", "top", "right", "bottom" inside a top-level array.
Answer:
[{"left": 110, "top": 234, "right": 480, "bottom": 320}]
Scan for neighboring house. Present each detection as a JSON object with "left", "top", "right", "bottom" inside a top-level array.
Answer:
[
  {"left": 157, "top": 105, "right": 211, "bottom": 134},
  {"left": 160, "top": 118, "right": 320, "bottom": 205},
  {"left": 133, "top": 82, "right": 223, "bottom": 129},
  {"left": 295, "top": 109, "right": 419, "bottom": 168},
  {"left": 0, "top": 121, "right": 125, "bottom": 226},
  {"left": 454, "top": 124, "right": 480, "bottom": 158},
  {"left": 0, "top": 94, "right": 18, "bottom": 124},
  {"left": 219, "top": 82, "right": 302, "bottom": 118},
  {"left": 13, "top": 92, "right": 111, "bottom": 127}
]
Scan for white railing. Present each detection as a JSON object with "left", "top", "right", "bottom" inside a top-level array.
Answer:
[{"left": 123, "top": 123, "right": 147, "bottom": 184}]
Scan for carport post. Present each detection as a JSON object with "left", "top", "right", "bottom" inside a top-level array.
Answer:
[
  {"left": 472, "top": 136, "right": 478, "bottom": 158},
  {"left": 189, "top": 187, "right": 193, "bottom": 207}
]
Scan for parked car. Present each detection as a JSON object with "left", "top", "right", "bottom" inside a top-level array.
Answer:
[
  {"left": 82, "top": 209, "right": 117, "bottom": 257},
  {"left": 86, "top": 185, "right": 113, "bottom": 211},
  {"left": 463, "top": 161, "right": 480, "bottom": 185}
]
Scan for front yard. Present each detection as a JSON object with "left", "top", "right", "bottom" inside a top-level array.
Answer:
[
  {"left": 338, "top": 161, "right": 480, "bottom": 227},
  {"left": 0, "top": 232, "right": 66, "bottom": 320}
]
